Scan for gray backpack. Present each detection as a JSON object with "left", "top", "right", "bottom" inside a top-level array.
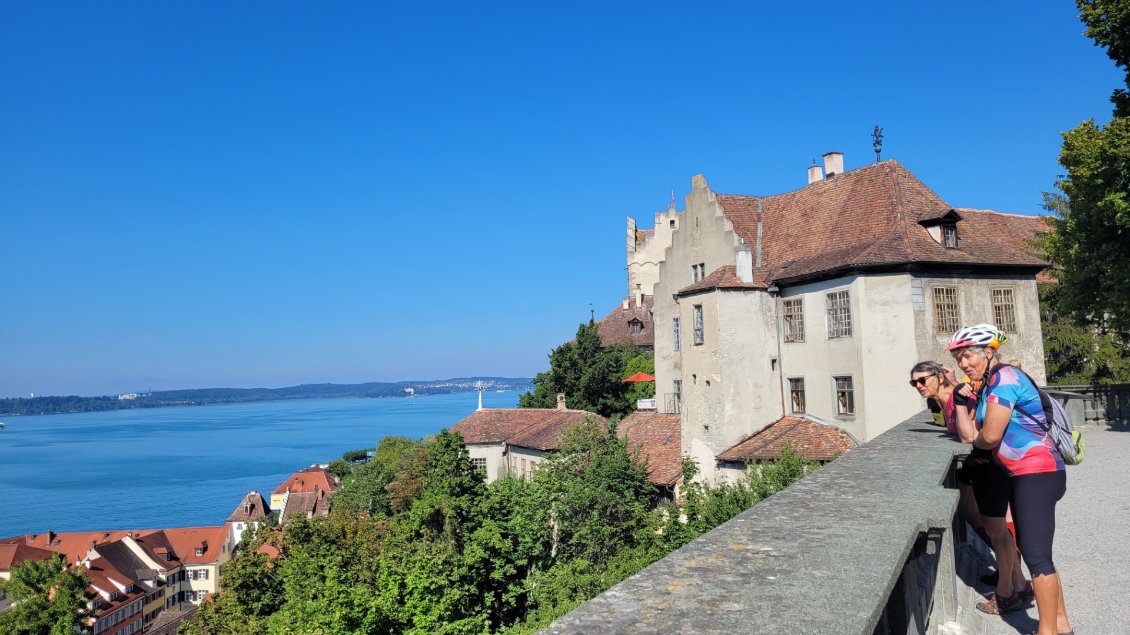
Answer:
[{"left": 999, "top": 364, "right": 1085, "bottom": 465}]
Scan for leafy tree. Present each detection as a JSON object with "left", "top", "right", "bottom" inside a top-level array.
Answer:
[
  {"left": 622, "top": 354, "right": 656, "bottom": 405},
  {"left": 0, "top": 553, "right": 92, "bottom": 635},
  {"left": 332, "top": 437, "right": 426, "bottom": 517},
  {"left": 519, "top": 322, "right": 648, "bottom": 418},
  {"left": 1043, "top": 1, "right": 1130, "bottom": 335},
  {"left": 1039, "top": 281, "right": 1130, "bottom": 383}
]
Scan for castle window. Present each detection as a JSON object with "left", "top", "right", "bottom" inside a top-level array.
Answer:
[
  {"left": 789, "top": 378, "right": 806, "bottom": 413},
  {"left": 691, "top": 263, "right": 706, "bottom": 283},
  {"left": 825, "top": 290, "right": 852, "bottom": 338},
  {"left": 783, "top": 298, "right": 804, "bottom": 342},
  {"left": 933, "top": 286, "right": 960, "bottom": 334},
  {"left": 991, "top": 288, "right": 1017, "bottom": 333},
  {"left": 693, "top": 305, "right": 704, "bottom": 345},
  {"left": 672, "top": 317, "right": 681, "bottom": 352},
  {"left": 629, "top": 319, "right": 643, "bottom": 335},
  {"left": 834, "top": 376, "right": 855, "bottom": 415},
  {"left": 943, "top": 225, "right": 958, "bottom": 249},
  {"left": 470, "top": 457, "right": 486, "bottom": 475}
]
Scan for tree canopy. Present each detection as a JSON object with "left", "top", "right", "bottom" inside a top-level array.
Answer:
[
  {"left": 1044, "top": 1, "right": 1130, "bottom": 337},
  {"left": 0, "top": 553, "right": 92, "bottom": 635},
  {"left": 518, "top": 321, "right": 652, "bottom": 418}
]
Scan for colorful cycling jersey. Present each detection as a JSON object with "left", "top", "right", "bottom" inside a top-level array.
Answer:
[{"left": 976, "top": 365, "right": 1064, "bottom": 476}]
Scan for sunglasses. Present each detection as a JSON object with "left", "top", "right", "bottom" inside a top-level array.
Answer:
[{"left": 908, "top": 375, "right": 935, "bottom": 387}]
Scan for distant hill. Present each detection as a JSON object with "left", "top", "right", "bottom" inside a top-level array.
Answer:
[{"left": 0, "top": 377, "right": 533, "bottom": 416}]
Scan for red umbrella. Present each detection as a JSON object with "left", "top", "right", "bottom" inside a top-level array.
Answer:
[{"left": 622, "top": 372, "right": 656, "bottom": 383}]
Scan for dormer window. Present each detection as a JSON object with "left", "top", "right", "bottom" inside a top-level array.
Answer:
[
  {"left": 918, "top": 209, "right": 963, "bottom": 249},
  {"left": 194, "top": 547, "right": 204, "bottom": 557},
  {"left": 943, "top": 225, "right": 957, "bottom": 249},
  {"left": 629, "top": 319, "right": 643, "bottom": 335}
]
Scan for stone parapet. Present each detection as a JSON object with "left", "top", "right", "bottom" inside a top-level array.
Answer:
[{"left": 540, "top": 410, "right": 970, "bottom": 634}]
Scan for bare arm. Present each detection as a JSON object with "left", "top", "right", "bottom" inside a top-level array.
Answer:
[
  {"left": 943, "top": 368, "right": 977, "bottom": 444},
  {"left": 973, "top": 402, "right": 1011, "bottom": 450}
]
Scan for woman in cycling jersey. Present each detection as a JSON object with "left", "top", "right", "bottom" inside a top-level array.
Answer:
[
  {"left": 948, "top": 324, "right": 1072, "bottom": 635},
  {"left": 909, "top": 360, "right": 1028, "bottom": 614}
]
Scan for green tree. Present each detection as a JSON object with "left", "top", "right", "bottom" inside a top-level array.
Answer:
[
  {"left": 1044, "top": 1, "right": 1130, "bottom": 335},
  {"left": 1039, "top": 281, "right": 1130, "bottom": 383},
  {"left": 519, "top": 321, "right": 647, "bottom": 418},
  {"left": 0, "top": 553, "right": 92, "bottom": 635},
  {"left": 332, "top": 436, "right": 426, "bottom": 517}
]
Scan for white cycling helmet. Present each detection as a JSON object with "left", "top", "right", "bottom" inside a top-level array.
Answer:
[{"left": 946, "top": 323, "right": 1007, "bottom": 351}]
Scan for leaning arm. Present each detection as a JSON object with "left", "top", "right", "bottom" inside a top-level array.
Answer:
[
  {"left": 953, "top": 397, "right": 977, "bottom": 444},
  {"left": 973, "top": 402, "right": 1011, "bottom": 449}
]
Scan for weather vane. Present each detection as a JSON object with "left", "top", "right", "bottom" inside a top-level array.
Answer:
[{"left": 873, "top": 125, "right": 884, "bottom": 162}]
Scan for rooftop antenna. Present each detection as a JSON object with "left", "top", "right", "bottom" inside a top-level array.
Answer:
[
  {"left": 873, "top": 125, "right": 884, "bottom": 162},
  {"left": 669, "top": 188, "right": 676, "bottom": 211},
  {"left": 589, "top": 303, "right": 595, "bottom": 322}
]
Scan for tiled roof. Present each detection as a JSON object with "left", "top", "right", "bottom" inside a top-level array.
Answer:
[
  {"left": 596, "top": 295, "right": 655, "bottom": 348},
  {"left": 281, "top": 491, "right": 329, "bottom": 520},
  {"left": 1, "top": 530, "right": 136, "bottom": 564},
  {"left": 617, "top": 412, "right": 682, "bottom": 486},
  {"left": 714, "top": 161, "right": 1048, "bottom": 285},
  {"left": 228, "top": 491, "right": 271, "bottom": 522},
  {"left": 271, "top": 466, "right": 340, "bottom": 495},
  {"left": 452, "top": 404, "right": 605, "bottom": 445},
  {"left": 0, "top": 542, "right": 54, "bottom": 571},
  {"left": 676, "top": 265, "right": 764, "bottom": 296},
  {"left": 506, "top": 409, "right": 607, "bottom": 451},
  {"left": 91, "top": 540, "right": 157, "bottom": 581},
  {"left": 716, "top": 416, "right": 858, "bottom": 462},
  {"left": 160, "top": 526, "right": 228, "bottom": 565},
  {"left": 129, "top": 531, "right": 181, "bottom": 569}
]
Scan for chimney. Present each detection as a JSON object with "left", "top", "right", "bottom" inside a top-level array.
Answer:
[
  {"left": 634, "top": 284, "right": 643, "bottom": 310},
  {"left": 622, "top": 297, "right": 629, "bottom": 310},
  {"left": 735, "top": 245, "right": 753, "bottom": 283},
  {"left": 823, "top": 151, "right": 844, "bottom": 178},
  {"left": 807, "top": 162, "right": 824, "bottom": 184},
  {"left": 556, "top": 393, "right": 566, "bottom": 410}
]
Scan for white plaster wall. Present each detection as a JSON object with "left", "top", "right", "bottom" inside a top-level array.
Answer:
[
  {"left": 652, "top": 176, "right": 746, "bottom": 478},
  {"left": 465, "top": 444, "right": 507, "bottom": 483},
  {"left": 507, "top": 447, "right": 547, "bottom": 479},
  {"left": 627, "top": 209, "right": 679, "bottom": 297}
]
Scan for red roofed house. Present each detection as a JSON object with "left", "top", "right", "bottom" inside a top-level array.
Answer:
[
  {"left": 716, "top": 415, "right": 860, "bottom": 480},
  {"left": 227, "top": 491, "right": 271, "bottom": 548},
  {"left": 159, "top": 526, "right": 232, "bottom": 606},
  {"left": 0, "top": 542, "right": 55, "bottom": 610},
  {"left": 271, "top": 466, "right": 339, "bottom": 523},
  {"left": 616, "top": 411, "right": 683, "bottom": 501},
  {"left": 636, "top": 154, "right": 1048, "bottom": 481},
  {"left": 450, "top": 399, "right": 606, "bottom": 482}
]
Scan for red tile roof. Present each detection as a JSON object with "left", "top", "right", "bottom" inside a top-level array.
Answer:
[
  {"left": 271, "top": 466, "right": 340, "bottom": 495},
  {"left": 677, "top": 265, "right": 764, "bottom": 296},
  {"left": 716, "top": 416, "right": 858, "bottom": 462},
  {"left": 450, "top": 407, "right": 597, "bottom": 445},
  {"left": 713, "top": 161, "right": 1048, "bottom": 286},
  {"left": 617, "top": 412, "right": 682, "bottom": 486},
  {"left": 0, "top": 542, "right": 55, "bottom": 571},
  {"left": 228, "top": 491, "right": 271, "bottom": 522},
  {"left": 1, "top": 530, "right": 135, "bottom": 564},
  {"left": 281, "top": 491, "right": 330, "bottom": 520},
  {"left": 506, "top": 410, "right": 607, "bottom": 451},
  {"left": 596, "top": 295, "right": 655, "bottom": 348},
  {"left": 159, "top": 526, "right": 228, "bottom": 565}
]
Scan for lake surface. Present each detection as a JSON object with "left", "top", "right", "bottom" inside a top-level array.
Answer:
[{"left": 0, "top": 391, "right": 518, "bottom": 537}]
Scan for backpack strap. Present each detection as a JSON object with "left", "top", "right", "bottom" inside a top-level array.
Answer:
[{"left": 986, "top": 363, "right": 1053, "bottom": 436}]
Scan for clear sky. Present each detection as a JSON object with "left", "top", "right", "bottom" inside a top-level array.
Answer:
[{"left": 1, "top": 2, "right": 1122, "bottom": 398}]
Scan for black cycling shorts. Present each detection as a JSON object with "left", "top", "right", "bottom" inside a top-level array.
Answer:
[
  {"left": 958, "top": 450, "right": 1010, "bottom": 518},
  {"left": 1011, "top": 470, "right": 1067, "bottom": 578}
]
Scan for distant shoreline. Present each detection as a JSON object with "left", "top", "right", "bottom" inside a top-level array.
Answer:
[{"left": 0, "top": 377, "right": 533, "bottom": 417}]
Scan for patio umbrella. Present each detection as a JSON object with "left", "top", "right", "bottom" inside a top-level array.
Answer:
[{"left": 622, "top": 372, "right": 656, "bottom": 383}]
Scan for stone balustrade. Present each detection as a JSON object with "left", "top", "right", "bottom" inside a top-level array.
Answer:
[{"left": 541, "top": 410, "right": 973, "bottom": 635}]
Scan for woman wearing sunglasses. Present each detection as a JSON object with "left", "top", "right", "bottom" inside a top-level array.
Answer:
[{"left": 909, "top": 360, "right": 1030, "bottom": 615}]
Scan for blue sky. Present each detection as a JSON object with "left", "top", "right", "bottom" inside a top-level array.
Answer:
[{"left": 0, "top": 2, "right": 1122, "bottom": 397}]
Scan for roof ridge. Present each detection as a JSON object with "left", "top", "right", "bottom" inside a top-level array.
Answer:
[
  {"left": 887, "top": 163, "right": 915, "bottom": 259},
  {"left": 715, "top": 159, "right": 903, "bottom": 199}
]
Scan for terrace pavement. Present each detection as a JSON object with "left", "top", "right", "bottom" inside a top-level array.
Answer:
[{"left": 973, "top": 423, "right": 1129, "bottom": 635}]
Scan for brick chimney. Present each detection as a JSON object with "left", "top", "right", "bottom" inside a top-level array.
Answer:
[
  {"left": 556, "top": 393, "right": 566, "bottom": 410},
  {"left": 807, "top": 162, "right": 824, "bottom": 184},
  {"left": 823, "top": 151, "right": 844, "bottom": 178}
]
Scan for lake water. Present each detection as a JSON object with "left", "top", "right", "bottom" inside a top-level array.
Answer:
[{"left": 0, "top": 391, "right": 518, "bottom": 537}]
